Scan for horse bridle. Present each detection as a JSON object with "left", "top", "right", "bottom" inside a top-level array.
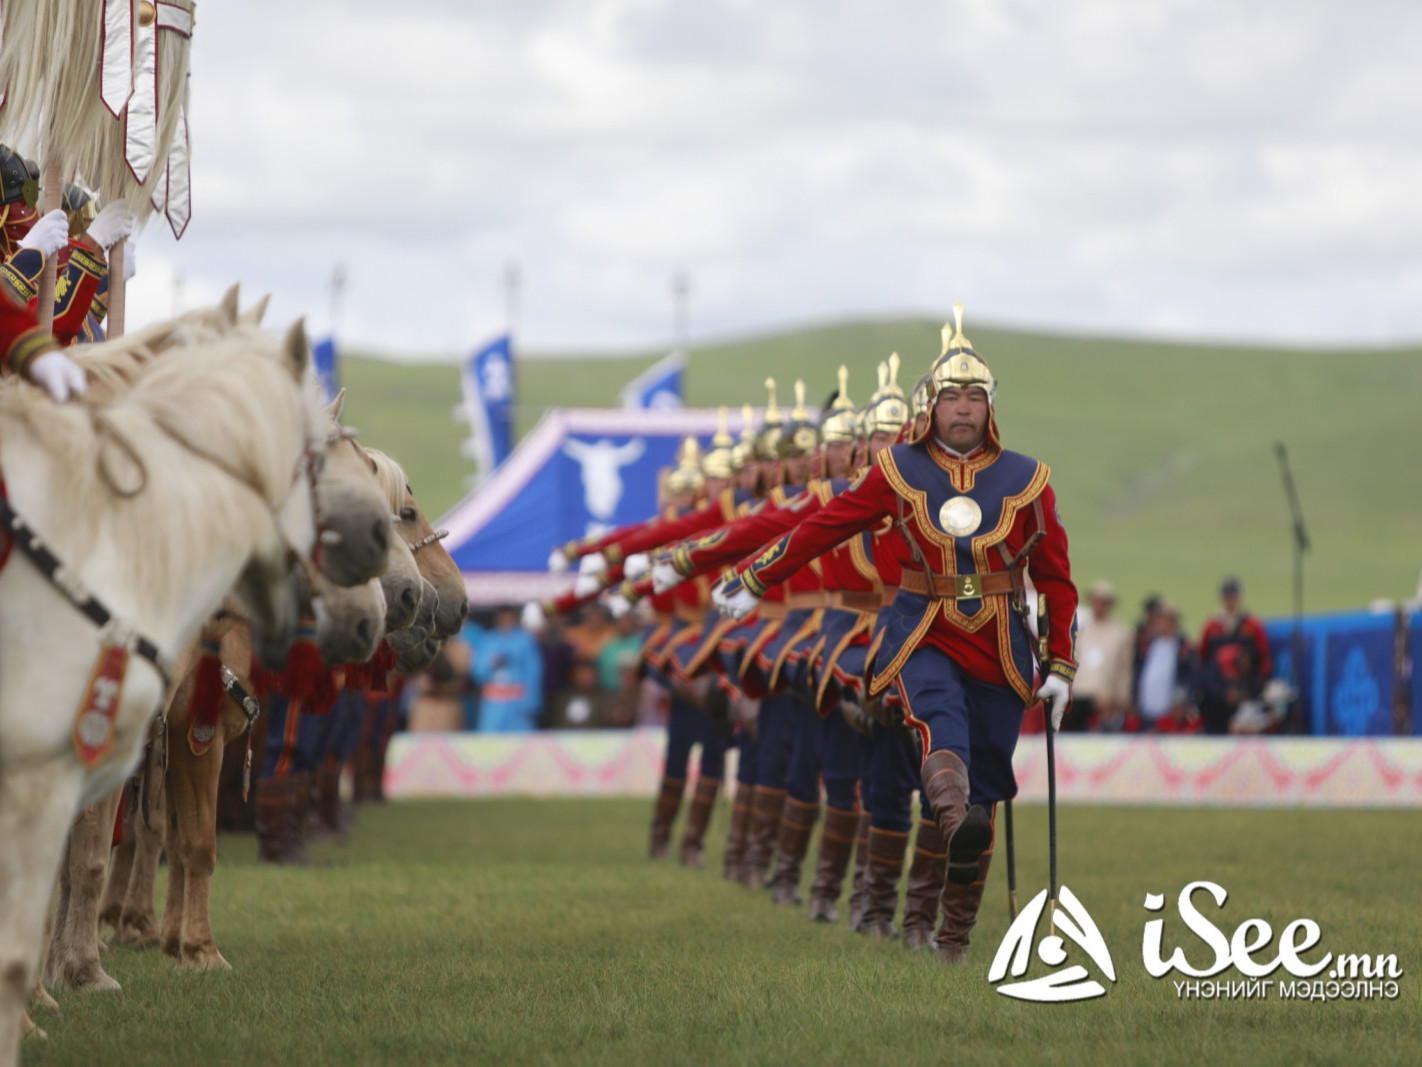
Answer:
[{"left": 407, "top": 527, "right": 449, "bottom": 554}]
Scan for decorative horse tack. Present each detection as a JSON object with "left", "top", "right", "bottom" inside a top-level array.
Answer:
[{"left": 407, "top": 527, "right": 449, "bottom": 553}]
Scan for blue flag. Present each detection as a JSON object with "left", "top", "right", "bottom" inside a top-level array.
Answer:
[
  {"left": 461, "top": 333, "right": 516, "bottom": 478},
  {"left": 312, "top": 335, "right": 340, "bottom": 404},
  {"left": 619, "top": 350, "right": 685, "bottom": 409}
]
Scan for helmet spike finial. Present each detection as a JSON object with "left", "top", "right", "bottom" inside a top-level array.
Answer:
[
  {"left": 877, "top": 361, "right": 888, "bottom": 392},
  {"left": 888, "top": 352, "right": 900, "bottom": 389}
]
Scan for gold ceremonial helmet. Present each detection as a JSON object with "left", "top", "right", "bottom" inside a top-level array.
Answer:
[
  {"left": 820, "top": 365, "right": 858, "bottom": 444},
  {"left": 666, "top": 436, "right": 706, "bottom": 494},
  {"left": 911, "top": 371, "right": 933, "bottom": 419},
  {"left": 864, "top": 352, "right": 910, "bottom": 437},
  {"left": 702, "top": 406, "right": 739, "bottom": 479},
  {"left": 779, "top": 379, "right": 820, "bottom": 457},
  {"left": 731, "top": 403, "right": 757, "bottom": 468},
  {"left": 929, "top": 301, "right": 996, "bottom": 404},
  {"left": 755, "top": 378, "right": 785, "bottom": 460}
]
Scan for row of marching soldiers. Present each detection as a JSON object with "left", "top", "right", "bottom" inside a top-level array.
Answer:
[{"left": 529, "top": 311, "right": 1080, "bottom": 965}]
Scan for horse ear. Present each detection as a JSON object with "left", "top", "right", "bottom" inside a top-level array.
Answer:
[
  {"left": 283, "top": 318, "right": 310, "bottom": 381},
  {"left": 218, "top": 283, "right": 241, "bottom": 326},
  {"left": 324, "top": 387, "right": 347, "bottom": 424},
  {"left": 240, "top": 293, "right": 271, "bottom": 326}
]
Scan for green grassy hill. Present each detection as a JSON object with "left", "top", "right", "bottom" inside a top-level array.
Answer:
[{"left": 341, "top": 320, "right": 1422, "bottom": 629}]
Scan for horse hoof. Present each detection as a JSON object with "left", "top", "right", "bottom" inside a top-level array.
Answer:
[
  {"left": 31, "top": 984, "right": 61, "bottom": 1015},
  {"left": 178, "top": 950, "right": 232, "bottom": 973},
  {"left": 67, "top": 964, "right": 122, "bottom": 994},
  {"left": 21, "top": 1011, "right": 47, "bottom": 1041}
]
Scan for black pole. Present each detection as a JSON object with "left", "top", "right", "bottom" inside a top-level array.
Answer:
[
  {"left": 1004, "top": 798, "right": 1018, "bottom": 919},
  {"left": 1275, "top": 443, "right": 1310, "bottom": 733}
]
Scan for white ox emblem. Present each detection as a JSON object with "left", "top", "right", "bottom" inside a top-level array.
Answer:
[{"left": 561, "top": 438, "right": 646, "bottom": 520}]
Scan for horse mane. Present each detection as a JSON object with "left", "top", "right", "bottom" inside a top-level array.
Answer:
[
  {"left": 363, "top": 447, "right": 411, "bottom": 512},
  {"left": 0, "top": 323, "right": 314, "bottom": 604},
  {"left": 74, "top": 306, "right": 234, "bottom": 402}
]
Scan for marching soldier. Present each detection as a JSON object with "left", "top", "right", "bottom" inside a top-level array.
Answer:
[{"left": 716, "top": 304, "right": 1078, "bottom": 963}]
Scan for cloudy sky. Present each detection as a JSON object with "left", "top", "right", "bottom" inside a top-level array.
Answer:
[{"left": 124, "top": 0, "right": 1422, "bottom": 356}]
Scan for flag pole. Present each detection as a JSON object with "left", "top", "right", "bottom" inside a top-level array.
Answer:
[{"left": 35, "top": 159, "right": 62, "bottom": 331}]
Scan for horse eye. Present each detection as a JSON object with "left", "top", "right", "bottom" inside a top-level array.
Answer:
[{"left": 400, "top": 507, "right": 417, "bottom": 523}]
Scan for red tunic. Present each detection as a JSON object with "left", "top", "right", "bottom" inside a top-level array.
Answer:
[{"left": 738, "top": 443, "right": 1078, "bottom": 701}]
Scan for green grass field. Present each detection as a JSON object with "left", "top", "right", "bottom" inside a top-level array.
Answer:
[
  {"left": 26, "top": 799, "right": 1420, "bottom": 1066},
  {"left": 342, "top": 319, "right": 1422, "bottom": 628}
]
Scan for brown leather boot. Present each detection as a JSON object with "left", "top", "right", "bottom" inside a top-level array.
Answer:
[
  {"left": 312, "top": 758, "right": 350, "bottom": 841},
  {"left": 740, "top": 786, "right": 786, "bottom": 889},
  {"left": 807, "top": 806, "right": 859, "bottom": 922},
  {"left": 937, "top": 843, "right": 994, "bottom": 965},
  {"left": 920, "top": 749, "right": 991, "bottom": 887},
  {"left": 256, "top": 772, "right": 311, "bottom": 866},
  {"left": 352, "top": 743, "right": 372, "bottom": 804},
  {"left": 846, "top": 810, "right": 872, "bottom": 931},
  {"left": 649, "top": 776, "right": 685, "bottom": 859},
  {"left": 767, "top": 796, "right": 819, "bottom": 906},
  {"left": 902, "top": 816, "right": 947, "bottom": 950},
  {"left": 680, "top": 776, "right": 720, "bottom": 867},
  {"left": 857, "top": 826, "right": 909, "bottom": 938},
  {"left": 722, "top": 780, "right": 754, "bottom": 881}
]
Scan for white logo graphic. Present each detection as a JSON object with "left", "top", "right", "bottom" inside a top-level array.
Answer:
[
  {"left": 987, "top": 886, "right": 1116, "bottom": 1002},
  {"left": 561, "top": 438, "right": 646, "bottom": 520},
  {"left": 480, "top": 352, "right": 512, "bottom": 403},
  {"left": 646, "top": 388, "right": 683, "bottom": 410}
]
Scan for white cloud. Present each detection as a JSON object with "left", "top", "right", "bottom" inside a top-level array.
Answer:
[{"left": 110, "top": 0, "right": 1422, "bottom": 354}]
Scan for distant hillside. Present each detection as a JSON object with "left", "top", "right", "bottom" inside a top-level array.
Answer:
[{"left": 341, "top": 319, "right": 1422, "bottom": 629}]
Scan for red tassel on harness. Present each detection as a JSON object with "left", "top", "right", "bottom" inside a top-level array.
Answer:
[
  {"left": 186, "top": 651, "right": 227, "bottom": 755},
  {"left": 250, "top": 638, "right": 339, "bottom": 714}
]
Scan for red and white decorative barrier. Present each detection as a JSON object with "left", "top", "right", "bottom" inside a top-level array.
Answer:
[{"left": 385, "top": 731, "right": 1422, "bottom": 808}]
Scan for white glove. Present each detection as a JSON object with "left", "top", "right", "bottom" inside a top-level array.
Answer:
[
  {"left": 28, "top": 349, "right": 87, "bottom": 402},
  {"left": 650, "top": 561, "right": 682, "bottom": 595},
  {"left": 606, "top": 592, "right": 632, "bottom": 619},
  {"left": 1039, "top": 674, "right": 1071, "bottom": 732},
  {"left": 122, "top": 240, "right": 138, "bottom": 281},
  {"left": 86, "top": 201, "right": 136, "bottom": 251},
  {"left": 17, "top": 209, "right": 70, "bottom": 257},
  {"left": 548, "top": 548, "right": 570, "bottom": 573},
  {"left": 579, "top": 552, "right": 607, "bottom": 576},
  {"left": 573, "top": 571, "right": 602, "bottom": 598},
  {"left": 625, "top": 552, "right": 651, "bottom": 581},
  {"left": 521, "top": 601, "right": 546, "bottom": 634},
  {"left": 716, "top": 581, "right": 759, "bottom": 621}
]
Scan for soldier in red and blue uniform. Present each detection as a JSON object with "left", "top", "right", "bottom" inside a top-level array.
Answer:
[{"left": 717, "top": 304, "right": 1078, "bottom": 963}]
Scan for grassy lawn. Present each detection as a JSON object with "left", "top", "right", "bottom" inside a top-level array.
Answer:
[
  {"left": 27, "top": 798, "right": 1420, "bottom": 1065},
  {"left": 342, "top": 319, "right": 1422, "bottom": 628}
]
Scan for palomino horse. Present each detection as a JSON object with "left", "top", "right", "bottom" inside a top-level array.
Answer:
[
  {"left": 36, "top": 298, "right": 415, "bottom": 995},
  {"left": 0, "top": 317, "right": 329, "bottom": 1066},
  {"left": 98, "top": 449, "right": 467, "bottom": 972}
]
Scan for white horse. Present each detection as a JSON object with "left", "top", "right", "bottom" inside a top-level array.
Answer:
[{"left": 0, "top": 319, "right": 324, "bottom": 1066}]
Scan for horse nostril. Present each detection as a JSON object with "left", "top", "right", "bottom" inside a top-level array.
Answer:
[
  {"left": 370, "top": 519, "right": 390, "bottom": 554},
  {"left": 458, "top": 599, "right": 469, "bottom": 621},
  {"left": 401, "top": 588, "right": 417, "bottom": 612},
  {"left": 356, "top": 618, "right": 373, "bottom": 646}
]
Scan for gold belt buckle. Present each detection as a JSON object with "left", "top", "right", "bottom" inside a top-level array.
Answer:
[{"left": 954, "top": 573, "right": 982, "bottom": 598}]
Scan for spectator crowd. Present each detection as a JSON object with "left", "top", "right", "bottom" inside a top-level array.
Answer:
[{"left": 404, "top": 576, "right": 1288, "bottom": 737}]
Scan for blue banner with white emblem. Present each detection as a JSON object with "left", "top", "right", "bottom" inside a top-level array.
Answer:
[
  {"left": 619, "top": 350, "right": 685, "bottom": 409},
  {"left": 311, "top": 335, "right": 340, "bottom": 404},
  {"left": 461, "top": 334, "right": 516, "bottom": 478}
]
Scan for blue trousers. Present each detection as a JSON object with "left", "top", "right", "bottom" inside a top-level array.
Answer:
[
  {"left": 820, "top": 707, "right": 863, "bottom": 812},
  {"left": 665, "top": 695, "right": 728, "bottom": 781},
  {"left": 867, "top": 722, "right": 924, "bottom": 833},
  {"left": 895, "top": 646, "right": 1025, "bottom": 806},
  {"left": 785, "top": 699, "right": 823, "bottom": 805},
  {"left": 754, "top": 692, "right": 797, "bottom": 790},
  {"left": 736, "top": 727, "right": 759, "bottom": 787}
]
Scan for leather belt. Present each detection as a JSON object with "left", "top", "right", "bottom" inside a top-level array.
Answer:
[
  {"left": 673, "top": 603, "right": 705, "bottom": 624},
  {"left": 783, "top": 591, "right": 828, "bottom": 610},
  {"left": 826, "top": 590, "right": 883, "bottom": 614},
  {"left": 899, "top": 569, "right": 1022, "bottom": 600},
  {"left": 756, "top": 601, "right": 790, "bottom": 621}
]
